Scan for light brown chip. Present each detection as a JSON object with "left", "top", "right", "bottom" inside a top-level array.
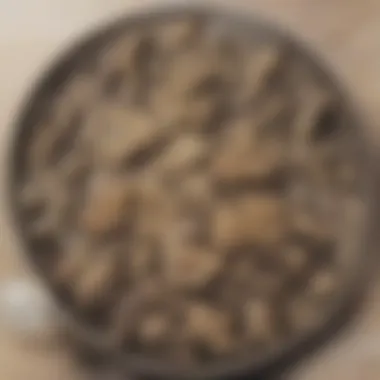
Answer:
[
  {"left": 213, "top": 195, "right": 286, "bottom": 248},
  {"left": 73, "top": 252, "right": 117, "bottom": 307},
  {"left": 81, "top": 173, "right": 136, "bottom": 235},
  {"left": 186, "top": 303, "right": 234, "bottom": 354},
  {"left": 244, "top": 299, "right": 275, "bottom": 342}
]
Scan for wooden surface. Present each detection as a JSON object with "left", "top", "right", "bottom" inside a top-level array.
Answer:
[{"left": 1, "top": 1, "right": 380, "bottom": 379}]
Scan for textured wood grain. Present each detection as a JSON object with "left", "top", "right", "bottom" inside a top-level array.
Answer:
[{"left": 0, "top": 0, "right": 379, "bottom": 379}]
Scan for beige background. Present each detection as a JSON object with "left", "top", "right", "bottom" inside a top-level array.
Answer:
[{"left": 1, "top": 0, "right": 380, "bottom": 379}]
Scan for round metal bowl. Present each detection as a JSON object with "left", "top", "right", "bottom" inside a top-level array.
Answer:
[{"left": 7, "top": 4, "right": 375, "bottom": 380}]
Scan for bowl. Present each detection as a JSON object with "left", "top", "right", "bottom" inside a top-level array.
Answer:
[{"left": 7, "top": 4, "right": 375, "bottom": 380}]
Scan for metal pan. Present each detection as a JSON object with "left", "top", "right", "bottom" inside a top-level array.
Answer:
[{"left": 6, "top": 4, "right": 376, "bottom": 380}]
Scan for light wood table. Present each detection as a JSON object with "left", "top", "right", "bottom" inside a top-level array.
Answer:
[{"left": 0, "top": 1, "right": 379, "bottom": 379}]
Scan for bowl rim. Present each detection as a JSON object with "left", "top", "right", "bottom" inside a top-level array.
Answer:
[{"left": 6, "top": 3, "right": 376, "bottom": 380}]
